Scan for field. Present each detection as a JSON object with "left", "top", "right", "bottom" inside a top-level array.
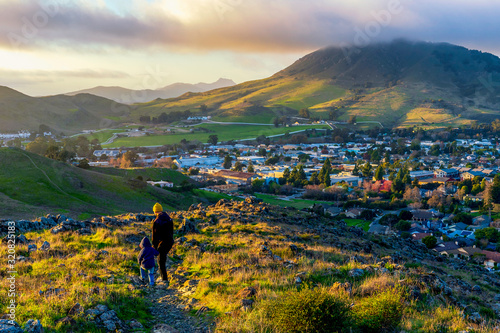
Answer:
[
  {"left": 344, "top": 218, "right": 371, "bottom": 232},
  {"left": 104, "top": 123, "right": 329, "bottom": 148},
  {"left": 254, "top": 193, "right": 328, "bottom": 210},
  {"left": 90, "top": 167, "right": 192, "bottom": 186}
]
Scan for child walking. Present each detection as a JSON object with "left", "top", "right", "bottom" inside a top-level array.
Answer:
[{"left": 137, "top": 236, "right": 159, "bottom": 287}]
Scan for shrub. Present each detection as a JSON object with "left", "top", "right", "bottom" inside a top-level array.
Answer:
[
  {"left": 422, "top": 235, "right": 438, "bottom": 249},
  {"left": 353, "top": 287, "right": 405, "bottom": 332},
  {"left": 259, "top": 287, "right": 352, "bottom": 333}
]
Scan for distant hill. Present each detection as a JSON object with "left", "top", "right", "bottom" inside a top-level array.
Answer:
[
  {"left": 0, "top": 87, "right": 130, "bottom": 133},
  {"left": 65, "top": 78, "right": 236, "bottom": 103},
  {"left": 132, "top": 40, "right": 500, "bottom": 128},
  {"left": 0, "top": 148, "right": 199, "bottom": 219}
]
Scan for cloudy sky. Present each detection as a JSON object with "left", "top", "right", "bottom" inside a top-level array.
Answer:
[{"left": 1, "top": 0, "right": 500, "bottom": 96}]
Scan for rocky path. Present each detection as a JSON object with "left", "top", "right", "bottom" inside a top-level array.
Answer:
[
  {"left": 133, "top": 261, "right": 214, "bottom": 333},
  {"left": 141, "top": 284, "right": 212, "bottom": 333}
]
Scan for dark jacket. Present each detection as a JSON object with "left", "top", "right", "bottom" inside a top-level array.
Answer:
[
  {"left": 137, "top": 237, "right": 159, "bottom": 269},
  {"left": 152, "top": 212, "right": 174, "bottom": 251}
]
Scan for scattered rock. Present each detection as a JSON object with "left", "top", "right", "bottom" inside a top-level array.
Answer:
[
  {"left": 55, "top": 317, "right": 76, "bottom": 326},
  {"left": 241, "top": 299, "right": 254, "bottom": 311},
  {"left": 67, "top": 303, "right": 84, "bottom": 317},
  {"left": 348, "top": 269, "right": 365, "bottom": 278},
  {"left": 23, "top": 319, "right": 44, "bottom": 333},
  {"left": 129, "top": 319, "right": 144, "bottom": 329},
  {"left": 151, "top": 324, "right": 180, "bottom": 333},
  {"left": 471, "top": 285, "right": 481, "bottom": 293},
  {"left": 177, "top": 219, "right": 200, "bottom": 235},
  {"left": 0, "top": 320, "right": 23, "bottom": 333},
  {"left": 27, "top": 244, "right": 37, "bottom": 252},
  {"left": 39, "top": 241, "right": 50, "bottom": 251},
  {"left": 235, "top": 287, "right": 257, "bottom": 299}
]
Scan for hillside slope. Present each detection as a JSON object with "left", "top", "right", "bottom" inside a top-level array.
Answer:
[
  {"left": 0, "top": 148, "right": 194, "bottom": 219},
  {"left": 0, "top": 87, "right": 129, "bottom": 133},
  {"left": 132, "top": 40, "right": 500, "bottom": 128},
  {"left": 2, "top": 200, "right": 499, "bottom": 332}
]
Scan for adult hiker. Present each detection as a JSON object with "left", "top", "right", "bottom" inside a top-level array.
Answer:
[{"left": 152, "top": 202, "right": 174, "bottom": 284}]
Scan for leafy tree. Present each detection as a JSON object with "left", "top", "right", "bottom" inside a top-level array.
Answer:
[
  {"left": 247, "top": 162, "right": 254, "bottom": 173},
  {"left": 251, "top": 178, "right": 265, "bottom": 192},
  {"left": 319, "top": 159, "right": 332, "bottom": 186},
  {"left": 348, "top": 115, "right": 357, "bottom": 124},
  {"left": 223, "top": 155, "right": 232, "bottom": 169},
  {"left": 77, "top": 159, "right": 90, "bottom": 169},
  {"left": 475, "top": 227, "right": 500, "bottom": 243},
  {"left": 429, "top": 144, "right": 441, "bottom": 156},
  {"left": 309, "top": 172, "right": 320, "bottom": 185},
  {"left": 452, "top": 212, "right": 473, "bottom": 225},
  {"left": 422, "top": 235, "right": 437, "bottom": 249},
  {"left": 410, "top": 139, "right": 421, "bottom": 151},
  {"left": 200, "top": 104, "right": 208, "bottom": 115},
  {"left": 26, "top": 137, "right": 50, "bottom": 155},
  {"left": 379, "top": 214, "right": 399, "bottom": 227},
  {"left": 487, "top": 175, "right": 500, "bottom": 204},
  {"left": 360, "top": 209, "right": 376, "bottom": 220},
  {"left": 265, "top": 155, "right": 280, "bottom": 165},
  {"left": 232, "top": 161, "right": 243, "bottom": 172},
  {"left": 282, "top": 168, "right": 290, "bottom": 183},
  {"left": 394, "top": 220, "right": 411, "bottom": 231},
  {"left": 398, "top": 210, "right": 413, "bottom": 221},
  {"left": 361, "top": 161, "right": 372, "bottom": 178},
  {"left": 374, "top": 165, "right": 385, "bottom": 181},
  {"left": 299, "top": 108, "right": 310, "bottom": 118},
  {"left": 208, "top": 135, "right": 218, "bottom": 145}
]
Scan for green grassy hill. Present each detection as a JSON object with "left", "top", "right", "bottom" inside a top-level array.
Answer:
[
  {"left": 132, "top": 40, "right": 500, "bottom": 129},
  {"left": 0, "top": 148, "right": 202, "bottom": 219},
  {"left": 0, "top": 87, "right": 129, "bottom": 133}
]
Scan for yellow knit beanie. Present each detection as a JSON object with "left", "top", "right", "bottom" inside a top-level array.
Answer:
[{"left": 153, "top": 203, "right": 163, "bottom": 213}]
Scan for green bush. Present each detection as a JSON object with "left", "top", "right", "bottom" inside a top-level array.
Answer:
[
  {"left": 260, "top": 287, "right": 352, "bottom": 333},
  {"left": 353, "top": 288, "right": 405, "bottom": 332}
]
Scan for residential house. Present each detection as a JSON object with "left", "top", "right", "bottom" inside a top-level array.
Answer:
[
  {"left": 482, "top": 250, "right": 500, "bottom": 269},
  {"left": 460, "top": 171, "right": 485, "bottom": 181},
  {"left": 345, "top": 208, "right": 364, "bottom": 218},
  {"left": 213, "top": 170, "right": 260, "bottom": 185},
  {"left": 434, "top": 168, "right": 460, "bottom": 179},
  {"left": 411, "top": 210, "right": 433, "bottom": 222},
  {"left": 147, "top": 180, "right": 174, "bottom": 188},
  {"left": 412, "top": 232, "right": 432, "bottom": 241}
]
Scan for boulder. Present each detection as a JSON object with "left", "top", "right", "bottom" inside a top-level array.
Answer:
[
  {"left": 235, "top": 287, "right": 257, "bottom": 299},
  {"left": 241, "top": 299, "right": 254, "bottom": 311},
  {"left": 0, "top": 320, "right": 23, "bottom": 333},
  {"left": 348, "top": 269, "right": 365, "bottom": 278},
  {"left": 23, "top": 319, "right": 44, "bottom": 333},
  {"left": 67, "top": 303, "right": 84, "bottom": 316},
  {"left": 39, "top": 241, "right": 50, "bottom": 251},
  {"left": 177, "top": 219, "right": 200, "bottom": 235}
]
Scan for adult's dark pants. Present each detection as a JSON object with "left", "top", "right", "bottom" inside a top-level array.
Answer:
[{"left": 157, "top": 243, "right": 173, "bottom": 281}]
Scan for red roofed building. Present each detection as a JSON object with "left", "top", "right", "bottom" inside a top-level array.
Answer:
[{"left": 482, "top": 250, "right": 500, "bottom": 269}]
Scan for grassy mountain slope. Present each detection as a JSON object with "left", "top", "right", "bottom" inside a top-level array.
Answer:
[
  {"left": 0, "top": 148, "right": 197, "bottom": 219},
  {"left": 132, "top": 40, "right": 500, "bottom": 128},
  {"left": 3, "top": 200, "right": 499, "bottom": 332},
  {"left": 0, "top": 87, "right": 129, "bottom": 133}
]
